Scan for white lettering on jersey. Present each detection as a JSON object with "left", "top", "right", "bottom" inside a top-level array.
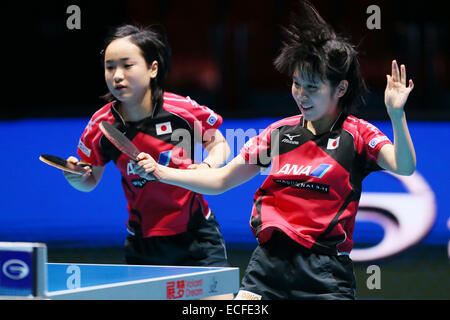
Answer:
[
  {"left": 82, "top": 108, "right": 112, "bottom": 142},
  {"left": 78, "top": 140, "right": 91, "bottom": 157},
  {"left": 277, "top": 164, "right": 312, "bottom": 176},
  {"left": 360, "top": 119, "right": 381, "bottom": 135},
  {"left": 186, "top": 96, "right": 200, "bottom": 108}
]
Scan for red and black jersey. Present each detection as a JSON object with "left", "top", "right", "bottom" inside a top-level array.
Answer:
[
  {"left": 240, "top": 113, "right": 392, "bottom": 255},
  {"left": 77, "top": 92, "right": 223, "bottom": 238}
]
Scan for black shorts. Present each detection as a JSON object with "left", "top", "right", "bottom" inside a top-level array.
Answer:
[
  {"left": 124, "top": 209, "right": 230, "bottom": 267},
  {"left": 239, "top": 231, "right": 356, "bottom": 300}
]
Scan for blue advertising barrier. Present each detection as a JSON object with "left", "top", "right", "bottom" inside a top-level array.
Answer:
[{"left": 0, "top": 118, "right": 448, "bottom": 260}]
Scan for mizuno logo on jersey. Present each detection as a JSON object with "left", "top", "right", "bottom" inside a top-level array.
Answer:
[
  {"left": 276, "top": 163, "right": 332, "bottom": 178},
  {"left": 282, "top": 134, "right": 301, "bottom": 145},
  {"left": 284, "top": 134, "right": 301, "bottom": 140}
]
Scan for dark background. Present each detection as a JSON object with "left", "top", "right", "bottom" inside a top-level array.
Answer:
[{"left": 4, "top": 0, "right": 449, "bottom": 120}]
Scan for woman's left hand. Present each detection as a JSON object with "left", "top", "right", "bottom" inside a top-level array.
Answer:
[{"left": 384, "top": 60, "right": 414, "bottom": 118}]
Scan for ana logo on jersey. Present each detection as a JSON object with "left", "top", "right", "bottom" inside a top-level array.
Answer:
[
  {"left": 127, "top": 160, "right": 137, "bottom": 176},
  {"left": 276, "top": 163, "right": 332, "bottom": 178},
  {"left": 126, "top": 160, "right": 151, "bottom": 188}
]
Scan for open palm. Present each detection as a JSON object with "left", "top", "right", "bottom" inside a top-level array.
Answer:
[{"left": 385, "top": 60, "right": 414, "bottom": 116}]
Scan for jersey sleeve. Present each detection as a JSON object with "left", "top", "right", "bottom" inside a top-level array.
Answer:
[
  {"left": 187, "top": 97, "right": 223, "bottom": 142},
  {"left": 76, "top": 107, "right": 113, "bottom": 166},
  {"left": 164, "top": 94, "right": 223, "bottom": 143},
  {"left": 357, "top": 119, "right": 392, "bottom": 174},
  {"left": 239, "top": 125, "right": 273, "bottom": 167}
]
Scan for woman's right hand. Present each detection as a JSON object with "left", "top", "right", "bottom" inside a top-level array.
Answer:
[
  {"left": 63, "top": 156, "right": 92, "bottom": 182},
  {"left": 135, "top": 152, "right": 163, "bottom": 180}
]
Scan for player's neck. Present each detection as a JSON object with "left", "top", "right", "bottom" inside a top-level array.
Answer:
[
  {"left": 119, "top": 89, "right": 153, "bottom": 122},
  {"left": 306, "top": 109, "right": 342, "bottom": 135}
]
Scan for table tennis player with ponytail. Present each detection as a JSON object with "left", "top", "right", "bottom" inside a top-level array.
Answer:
[{"left": 62, "top": 25, "right": 232, "bottom": 300}]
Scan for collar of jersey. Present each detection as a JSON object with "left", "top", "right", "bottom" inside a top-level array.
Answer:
[
  {"left": 300, "top": 112, "right": 347, "bottom": 134},
  {"left": 110, "top": 101, "right": 159, "bottom": 127}
]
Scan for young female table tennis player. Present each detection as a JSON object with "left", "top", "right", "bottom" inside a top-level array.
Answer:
[
  {"left": 63, "top": 25, "right": 233, "bottom": 298},
  {"left": 135, "top": 1, "right": 416, "bottom": 299}
]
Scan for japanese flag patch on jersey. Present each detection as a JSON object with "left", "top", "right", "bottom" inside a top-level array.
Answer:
[
  {"left": 327, "top": 137, "right": 340, "bottom": 150},
  {"left": 156, "top": 122, "right": 172, "bottom": 135}
]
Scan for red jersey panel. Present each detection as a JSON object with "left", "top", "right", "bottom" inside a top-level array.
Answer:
[
  {"left": 240, "top": 113, "right": 392, "bottom": 255},
  {"left": 77, "top": 92, "right": 223, "bottom": 237}
]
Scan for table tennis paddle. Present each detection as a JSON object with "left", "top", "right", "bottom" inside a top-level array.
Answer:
[
  {"left": 99, "top": 121, "right": 141, "bottom": 161},
  {"left": 39, "top": 154, "right": 92, "bottom": 175},
  {"left": 99, "top": 121, "right": 159, "bottom": 180}
]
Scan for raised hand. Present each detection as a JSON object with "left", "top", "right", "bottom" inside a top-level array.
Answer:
[{"left": 384, "top": 60, "right": 414, "bottom": 118}]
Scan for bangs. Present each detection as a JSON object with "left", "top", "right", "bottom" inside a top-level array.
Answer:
[{"left": 295, "top": 58, "right": 326, "bottom": 85}]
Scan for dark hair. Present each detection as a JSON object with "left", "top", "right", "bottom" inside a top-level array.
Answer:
[
  {"left": 101, "top": 24, "right": 171, "bottom": 107},
  {"left": 274, "top": 1, "right": 367, "bottom": 114}
]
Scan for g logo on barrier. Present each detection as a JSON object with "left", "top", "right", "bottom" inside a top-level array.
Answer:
[
  {"left": 351, "top": 171, "right": 436, "bottom": 262},
  {"left": 2, "top": 259, "right": 30, "bottom": 280}
]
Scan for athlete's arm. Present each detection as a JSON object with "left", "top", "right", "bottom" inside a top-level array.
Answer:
[
  {"left": 377, "top": 60, "right": 416, "bottom": 176},
  {"left": 188, "top": 129, "right": 231, "bottom": 169},
  {"left": 63, "top": 156, "right": 105, "bottom": 192},
  {"left": 137, "top": 153, "right": 261, "bottom": 195}
]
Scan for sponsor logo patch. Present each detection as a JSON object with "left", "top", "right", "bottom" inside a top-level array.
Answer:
[
  {"left": 369, "top": 136, "right": 389, "bottom": 148},
  {"left": 276, "top": 163, "right": 332, "bottom": 179},
  {"left": 158, "top": 150, "right": 172, "bottom": 166},
  {"left": 282, "top": 133, "right": 301, "bottom": 145},
  {"left": 273, "top": 178, "right": 330, "bottom": 193},
  {"left": 78, "top": 140, "right": 91, "bottom": 157},
  {"left": 206, "top": 113, "right": 218, "bottom": 126},
  {"left": 131, "top": 178, "right": 149, "bottom": 188}
]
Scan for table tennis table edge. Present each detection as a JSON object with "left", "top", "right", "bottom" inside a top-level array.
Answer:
[{"left": 45, "top": 263, "right": 239, "bottom": 300}]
